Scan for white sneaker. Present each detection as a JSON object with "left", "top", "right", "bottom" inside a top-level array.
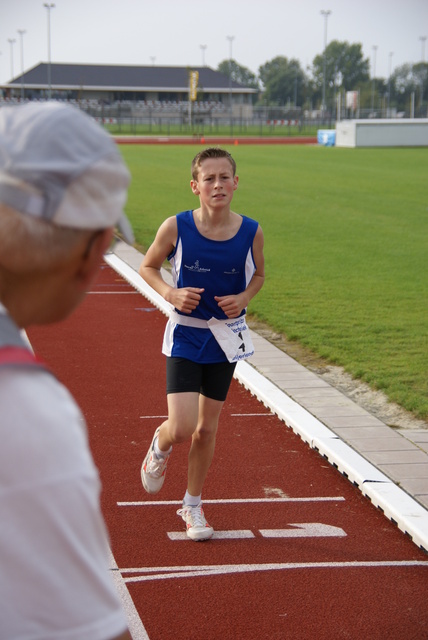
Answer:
[
  {"left": 177, "top": 503, "right": 214, "bottom": 541},
  {"left": 141, "top": 427, "right": 170, "bottom": 494}
]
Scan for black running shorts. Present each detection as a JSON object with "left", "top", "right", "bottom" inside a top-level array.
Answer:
[{"left": 166, "top": 357, "right": 237, "bottom": 402}]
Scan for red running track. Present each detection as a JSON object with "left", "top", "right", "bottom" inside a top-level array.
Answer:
[
  {"left": 114, "top": 136, "right": 318, "bottom": 145},
  {"left": 27, "top": 262, "right": 428, "bottom": 640}
]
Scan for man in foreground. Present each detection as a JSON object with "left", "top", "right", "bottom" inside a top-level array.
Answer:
[{"left": 0, "top": 102, "right": 134, "bottom": 640}]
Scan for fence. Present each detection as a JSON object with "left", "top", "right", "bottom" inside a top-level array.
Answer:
[{"left": 0, "top": 97, "right": 426, "bottom": 137}]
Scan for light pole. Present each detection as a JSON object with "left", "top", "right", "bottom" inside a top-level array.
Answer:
[
  {"left": 388, "top": 51, "right": 393, "bottom": 116},
  {"left": 371, "top": 45, "right": 378, "bottom": 114},
  {"left": 17, "top": 29, "right": 26, "bottom": 101},
  {"left": 419, "top": 37, "right": 426, "bottom": 112},
  {"left": 200, "top": 45, "right": 207, "bottom": 67},
  {"left": 320, "top": 10, "right": 331, "bottom": 121},
  {"left": 420, "top": 36, "right": 427, "bottom": 62},
  {"left": 227, "top": 35, "right": 234, "bottom": 120},
  {"left": 8, "top": 38, "right": 16, "bottom": 80},
  {"left": 44, "top": 3, "right": 55, "bottom": 99}
]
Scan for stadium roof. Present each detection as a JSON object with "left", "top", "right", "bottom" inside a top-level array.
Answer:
[{"left": 6, "top": 63, "right": 257, "bottom": 94}]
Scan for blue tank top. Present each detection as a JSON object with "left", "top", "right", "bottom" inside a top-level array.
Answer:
[{"left": 165, "top": 210, "right": 259, "bottom": 363}]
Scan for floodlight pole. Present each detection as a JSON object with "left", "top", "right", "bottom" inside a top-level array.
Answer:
[
  {"left": 44, "top": 3, "right": 55, "bottom": 100},
  {"left": 320, "top": 10, "right": 331, "bottom": 122},
  {"left": 8, "top": 38, "right": 16, "bottom": 80},
  {"left": 17, "top": 30, "right": 26, "bottom": 101},
  {"left": 420, "top": 36, "right": 427, "bottom": 62},
  {"left": 371, "top": 45, "right": 378, "bottom": 114},
  {"left": 419, "top": 37, "right": 426, "bottom": 111},
  {"left": 388, "top": 52, "right": 393, "bottom": 117},
  {"left": 200, "top": 45, "right": 207, "bottom": 67},
  {"left": 227, "top": 35, "right": 234, "bottom": 125}
]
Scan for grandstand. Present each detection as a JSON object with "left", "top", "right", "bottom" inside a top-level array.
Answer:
[{"left": 1, "top": 63, "right": 256, "bottom": 118}]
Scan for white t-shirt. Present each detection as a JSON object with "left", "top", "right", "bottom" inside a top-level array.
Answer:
[{"left": 0, "top": 360, "right": 128, "bottom": 639}]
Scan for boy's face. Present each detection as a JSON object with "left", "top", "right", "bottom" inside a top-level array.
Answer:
[{"left": 190, "top": 157, "right": 238, "bottom": 208}]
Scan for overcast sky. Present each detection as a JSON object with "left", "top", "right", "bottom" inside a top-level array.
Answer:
[{"left": 1, "top": 0, "right": 427, "bottom": 85}]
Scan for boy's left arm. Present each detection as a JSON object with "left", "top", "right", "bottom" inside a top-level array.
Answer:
[{"left": 215, "top": 225, "right": 265, "bottom": 319}]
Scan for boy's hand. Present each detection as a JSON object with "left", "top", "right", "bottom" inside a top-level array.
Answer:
[
  {"left": 214, "top": 294, "right": 246, "bottom": 319},
  {"left": 169, "top": 287, "right": 204, "bottom": 314}
]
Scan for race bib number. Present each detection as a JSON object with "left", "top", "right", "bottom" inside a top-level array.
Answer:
[{"left": 207, "top": 316, "right": 255, "bottom": 363}]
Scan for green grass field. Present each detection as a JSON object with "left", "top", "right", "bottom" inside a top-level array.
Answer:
[{"left": 120, "top": 144, "right": 428, "bottom": 420}]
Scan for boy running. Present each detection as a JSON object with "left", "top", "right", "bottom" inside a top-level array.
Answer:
[{"left": 139, "top": 147, "right": 264, "bottom": 540}]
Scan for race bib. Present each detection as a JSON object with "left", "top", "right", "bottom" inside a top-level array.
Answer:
[{"left": 207, "top": 316, "right": 255, "bottom": 363}]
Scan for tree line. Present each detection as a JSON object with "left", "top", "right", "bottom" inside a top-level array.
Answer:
[{"left": 218, "top": 41, "right": 428, "bottom": 115}]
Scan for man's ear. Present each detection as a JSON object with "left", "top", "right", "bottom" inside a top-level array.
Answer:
[
  {"left": 77, "top": 228, "right": 114, "bottom": 289},
  {"left": 190, "top": 179, "right": 200, "bottom": 195}
]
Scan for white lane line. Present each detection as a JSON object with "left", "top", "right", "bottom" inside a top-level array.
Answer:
[
  {"left": 117, "top": 496, "right": 346, "bottom": 507},
  {"left": 168, "top": 530, "right": 255, "bottom": 540},
  {"left": 260, "top": 523, "right": 347, "bottom": 538},
  {"left": 230, "top": 413, "right": 274, "bottom": 416},
  {"left": 167, "top": 524, "right": 346, "bottom": 541},
  {"left": 109, "top": 550, "right": 149, "bottom": 639},
  {"left": 141, "top": 413, "right": 271, "bottom": 418},
  {"left": 120, "top": 560, "right": 428, "bottom": 583},
  {"left": 88, "top": 291, "right": 139, "bottom": 294},
  {"left": 140, "top": 415, "right": 168, "bottom": 419}
]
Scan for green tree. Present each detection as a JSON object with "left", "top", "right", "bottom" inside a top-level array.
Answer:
[
  {"left": 390, "top": 63, "right": 428, "bottom": 112},
  {"left": 411, "top": 62, "right": 428, "bottom": 111},
  {"left": 258, "top": 56, "right": 306, "bottom": 106},
  {"left": 312, "top": 41, "right": 370, "bottom": 108},
  {"left": 217, "top": 59, "right": 259, "bottom": 91}
]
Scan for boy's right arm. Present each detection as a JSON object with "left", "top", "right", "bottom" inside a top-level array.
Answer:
[
  {"left": 139, "top": 217, "right": 204, "bottom": 314},
  {"left": 138, "top": 217, "right": 177, "bottom": 301}
]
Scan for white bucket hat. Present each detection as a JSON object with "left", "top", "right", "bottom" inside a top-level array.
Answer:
[{"left": 0, "top": 101, "right": 134, "bottom": 243}]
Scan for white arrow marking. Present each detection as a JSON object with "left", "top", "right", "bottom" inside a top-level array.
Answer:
[{"left": 260, "top": 523, "right": 347, "bottom": 538}]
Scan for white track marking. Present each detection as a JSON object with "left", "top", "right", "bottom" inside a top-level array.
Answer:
[
  {"left": 230, "top": 412, "right": 274, "bottom": 416},
  {"left": 260, "top": 523, "right": 347, "bottom": 538},
  {"left": 109, "top": 550, "right": 149, "bottom": 639},
  {"left": 141, "top": 412, "right": 271, "bottom": 418},
  {"left": 117, "top": 496, "right": 346, "bottom": 507},
  {"left": 120, "top": 560, "right": 428, "bottom": 583},
  {"left": 167, "top": 524, "right": 346, "bottom": 540},
  {"left": 168, "top": 530, "right": 255, "bottom": 540}
]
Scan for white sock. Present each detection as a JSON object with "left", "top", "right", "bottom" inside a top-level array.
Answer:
[
  {"left": 154, "top": 437, "right": 172, "bottom": 459},
  {"left": 183, "top": 491, "right": 202, "bottom": 507}
]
